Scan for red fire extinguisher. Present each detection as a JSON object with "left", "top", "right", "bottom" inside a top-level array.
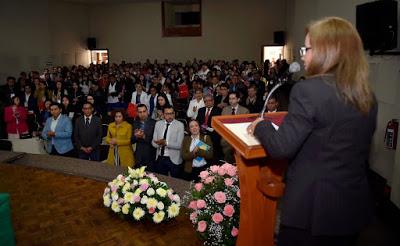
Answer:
[{"left": 384, "top": 119, "right": 399, "bottom": 150}]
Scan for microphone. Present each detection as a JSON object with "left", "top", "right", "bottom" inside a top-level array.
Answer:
[{"left": 259, "top": 62, "right": 300, "bottom": 119}]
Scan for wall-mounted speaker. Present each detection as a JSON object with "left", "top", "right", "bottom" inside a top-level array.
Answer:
[
  {"left": 274, "top": 31, "right": 285, "bottom": 45},
  {"left": 87, "top": 37, "right": 97, "bottom": 50},
  {"left": 356, "top": 1, "right": 398, "bottom": 52}
]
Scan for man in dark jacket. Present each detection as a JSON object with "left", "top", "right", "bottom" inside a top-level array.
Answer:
[
  {"left": 131, "top": 104, "right": 156, "bottom": 170},
  {"left": 74, "top": 102, "right": 102, "bottom": 161}
]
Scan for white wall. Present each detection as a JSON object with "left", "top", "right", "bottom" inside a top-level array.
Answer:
[
  {"left": 286, "top": 0, "right": 400, "bottom": 208},
  {"left": 0, "top": 0, "right": 89, "bottom": 84},
  {"left": 88, "top": 0, "right": 286, "bottom": 63}
]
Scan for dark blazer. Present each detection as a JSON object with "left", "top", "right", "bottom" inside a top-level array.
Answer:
[
  {"left": 241, "top": 96, "right": 263, "bottom": 114},
  {"left": 196, "top": 106, "right": 222, "bottom": 128},
  {"left": 19, "top": 93, "right": 38, "bottom": 113},
  {"left": 254, "top": 75, "right": 377, "bottom": 236},
  {"left": 74, "top": 115, "right": 102, "bottom": 150},
  {"left": 131, "top": 118, "right": 156, "bottom": 166}
]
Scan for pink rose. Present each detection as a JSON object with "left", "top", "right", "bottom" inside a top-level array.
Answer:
[
  {"left": 217, "top": 168, "right": 226, "bottom": 176},
  {"left": 197, "top": 220, "right": 207, "bottom": 232},
  {"left": 140, "top": 183, "right": 149, "bottom": 191},
  {"left": 210, "top": 165, "right": 220, "bottom": 173},
  {"left": 188, "top": 200, "right": 197, "bottom": 210},
  {"left": 133, "top": 195, "right": 141, "bottom": 203},
  {"left": 117, "top": 198, "right": 124, "bottom": 204},
  {"left": 221, "top": 163, "right": 232, "bottom": 171},
  {"left": 199, "top": 170, "right": 209, "bottom": 180},
  {"left": 204, "top": 176, "right": 214, "bottom": 184},
  {"left": 196, "top": 199, "right": 206, "bottom": 209},
  {"left": 190, "top": 212, "right": 197, "bottom": 222},
  {"left": 227, "top": 166, "right": 237, "bottom": 177},
  {"left": 224, "top": 178, "right": 234, "bottom": 187},
  {"left": 214, "top": 191, "right": 226, "bottom": 204},
  {"left": 104, "top": 187, "right": 110, "bottom": 194},
  {"left": 149, "top": 207, "right": 155, "bottom": 214},
  {"left": 223, "top": 204, "right": 235, "bottom": 217},
  {"left": 212, "top": 213, "right": 224, "bottom": 224},
  {"left": 194, "top": 183, "right": 203, "bottom": 192},
  {"left": 231, "top": 226, "right": 239, "bottom": 237},
  {"left": 237, "top": 190, "right": 240, "bottom": 198}
]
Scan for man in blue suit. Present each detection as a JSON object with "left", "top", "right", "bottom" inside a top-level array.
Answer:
[{"left": 41, "top": 102, "right": 74, "bottom": 156}]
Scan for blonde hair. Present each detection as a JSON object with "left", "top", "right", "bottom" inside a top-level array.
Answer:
[{"left": 306, "top": 17, "right": 374, "bottom": 114}]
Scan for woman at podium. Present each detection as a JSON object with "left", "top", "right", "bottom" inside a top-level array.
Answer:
[{"left": 248, "top": 17, "right": 377, "bottom": 245}]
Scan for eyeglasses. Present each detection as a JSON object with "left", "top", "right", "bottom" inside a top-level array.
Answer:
[{"left": 299, "top": 46, "right": 312, "bottom": 57}]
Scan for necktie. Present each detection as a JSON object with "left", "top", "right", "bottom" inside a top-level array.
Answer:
[
  {"left": 136, "top": 93, "right": 141, "bottom": 104},
  {"left": 160, "top": 123, "right": 170, "bottom": 156},
  {"left": 204, "top": 108, "right": 210, "bottom": 126},
  {"left": 231, "top": 107, "right": 236, "bottom": 115},
  {"left": 85, "top": 117, "right": 90, "bottom": 127}
]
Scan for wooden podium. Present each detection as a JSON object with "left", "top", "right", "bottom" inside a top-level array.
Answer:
[{"left": 212, "top": 112, "right": 288, "bottom": 246}]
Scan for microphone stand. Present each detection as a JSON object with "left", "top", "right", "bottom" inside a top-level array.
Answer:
[{"left": 259, "top": 78, "right": 286, "bottom": 119}]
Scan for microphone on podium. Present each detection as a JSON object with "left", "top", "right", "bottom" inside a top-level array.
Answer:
[{"left": 259, "top": 62, "right": 301, "bottom": 119}]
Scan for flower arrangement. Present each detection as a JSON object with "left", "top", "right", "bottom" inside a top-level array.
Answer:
[
  {"left": 103, "top": 166, "right": 181, "bottom": 223},
  {"left": 185, "top": 163, "right": 240, "bottom": 245}
]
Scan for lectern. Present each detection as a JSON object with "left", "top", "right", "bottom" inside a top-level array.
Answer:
[{"left": 212, "top": 112, "right": 288, "bottom": 246}]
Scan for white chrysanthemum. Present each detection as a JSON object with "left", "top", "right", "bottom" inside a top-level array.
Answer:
[
  {"left": 156, "top": 188, "right": 167, "bottom": 197},
  {"left": 111, "top": 192, "right": 119, "bottom": 201},
  {"left": 157, "top": 201, "right": 165, "bottom": 210},
  {"left": 124, "top": 192, "right": 134, "bottom": 203},
  {"left": 146, "top": 198, "right": 158, "bottom": 209},
  {"left": 140, "top": 196, "right": 148, "bottom": 204},
  {"left": 146, "top": 188, "right": 155, "bottom": 196},
  {"left": 153, "top": 211, "right": 165, "bottom": 223},
  {"left": 117, "top": 180, "right": 124, "bottom": 187},
  {"left": 167, "top": 203, "right": 180, "bottom": 218},
  {"left": 122, "top": 204, "right": 130, "bottom": 214},
  {"left": 133, "top": 180, "right": 138, "bottom": 186},
  {"left": 111, "top": 201, "right": 121, "bottom": 213},
  {"left": 138, "top": 166, "right": 146, "bottom": 178},
  {"left": 103, "top": 195, "right": 111, "bottom": 207},
  {"left": 122, "top": 183, "right": 130, "bottom": 194},
  {"left": 132, "top": 207, "right": 145, "bottom": 220}
]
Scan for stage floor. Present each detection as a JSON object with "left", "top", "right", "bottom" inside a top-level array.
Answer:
[{"left": 0, "top": 163, "right": 202, "bottom": 245}]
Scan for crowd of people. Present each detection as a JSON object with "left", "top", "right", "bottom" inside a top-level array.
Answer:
[{"left": 0, "top": 58, "right": 291, "bottom": 180}]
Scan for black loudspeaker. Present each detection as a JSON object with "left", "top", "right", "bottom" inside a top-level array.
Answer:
[
  {"left": 274, "top": 31, "right": 285, "bottom": 45},
  {"left": 87, "top": 37, "right": 96, "bottom": 50},
  {"left": 356, "top": 1, "right": 398, "bottom": 51}
]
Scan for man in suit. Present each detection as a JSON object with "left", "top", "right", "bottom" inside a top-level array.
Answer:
[
  {"left": 242, "top": 85, "right": 263, "bottom": 114},
  {"left": 196, "top": 94, "right": 222, "bottom": 163},
  {"left": 221, "top": 91, "right": 249, "bottom": 163},
  {"left": 74, "top": 102, "right": 102, "bottom": 161},
  {"left": 214, "top": 83, "right": 229, "bottom": 110},
  {"left": 132, "top": 104, "right": 156, "bottom": 169},
  {"left": 41, "top": 102, "right": 74, "bottom": 157},
  {"left": 152, "top": 105, "right": 184, "bottom": 178}
]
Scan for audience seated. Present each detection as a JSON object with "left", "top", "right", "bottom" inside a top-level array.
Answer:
[{"left": 1, "top": 58, "right": 294, "bottom": 180}]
